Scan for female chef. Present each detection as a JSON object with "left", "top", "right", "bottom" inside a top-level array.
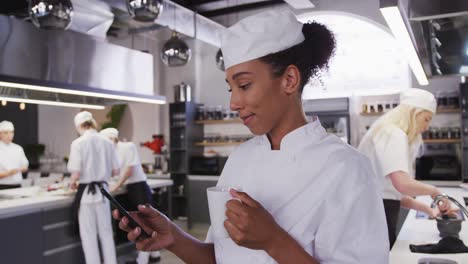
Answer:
[
  {"left": 0, "top": 121, "right": 28, "bottom": 189},
  {"left": 114, "top": 9, "right": 389, "bottom": 264},
  {"left": 68, "top": 111, "right": 120, "bottom": 264},
  {"left": 358, "top": 88, "right": 450, "bottom": 248},
  {"left": 100, "top": 128, "right": 161, "bottom": 264}
]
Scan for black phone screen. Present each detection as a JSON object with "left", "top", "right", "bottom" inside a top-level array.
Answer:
[{"left": 100, "top": 187, "right": 151, "bottom": 238}]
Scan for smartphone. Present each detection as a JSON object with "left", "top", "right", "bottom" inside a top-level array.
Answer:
[{"left": 100, "top": 187, "right": 151, "bottom": 239}]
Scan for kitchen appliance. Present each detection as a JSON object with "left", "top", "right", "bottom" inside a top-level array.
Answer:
[
  {"left": 303, "top": 98, "right": 351, "bottom": 144},
  {"left": 190, "top": 156, "right": 227, "bottom": 176},
  {"left": 416, "top": 144, "right": 462, "bottom": 183},
  {"left": 174, "top": 82, "right": 192, "bottom": 102}
]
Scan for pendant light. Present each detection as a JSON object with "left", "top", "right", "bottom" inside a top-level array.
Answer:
[
  {"left": 29, "top": 0, "right": 73, "bottom": 30},
  {"left": 215, "top": 48, "right": 225, "bottom": 71},
  {"left": 160, "top": 6, "right": 191, "bottom": 67},
  {"left": 19, "top": 103, "right": 26, "bottom": 111},
  {"left": 127, "top": 0, "right": 163, "bottom": 23}
]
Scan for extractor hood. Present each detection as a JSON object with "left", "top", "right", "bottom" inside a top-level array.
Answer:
[
  {"left": 380, "top": 0, "right": 468, "bottom": 81},
  {"left": 0, "top": 15, "right": 166, "bottom": 109}
]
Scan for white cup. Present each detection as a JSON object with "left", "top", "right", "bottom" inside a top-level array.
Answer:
[{"left": 207, "top": 186, "right": 242, "bottom": 238}]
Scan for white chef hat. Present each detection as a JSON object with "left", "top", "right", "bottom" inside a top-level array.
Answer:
[
  {"left": 221, "top": 9, "right": 304, "bottom": 70},
  {"left": 100, "top": 128, "right": 119, "bottom": 139},
  {"left": 74, "top": 111, "right": 95, "bottom": 127},
  {"left": 0, "top": 121, "right": 14, "bottom": 132},
  {"left": 400, "top": 88, "right": 437, "bottom": 114}
]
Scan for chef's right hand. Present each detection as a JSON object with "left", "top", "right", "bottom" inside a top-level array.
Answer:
[
  {"left": 8, "top": 169, "right": 19, "bottom": 176},
  {"left": 113, "top": 204, "right": 175, "bottom": 252}
]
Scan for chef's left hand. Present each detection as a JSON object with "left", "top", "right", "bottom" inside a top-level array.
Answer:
[
  {"left": 110, "top": 185, "right": 119, "bottom": 193},
  {"left": 225, "top": 189, "right": 286, "bottom": 251}
]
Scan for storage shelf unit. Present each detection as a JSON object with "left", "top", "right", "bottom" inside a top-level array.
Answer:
[
  {"left": 169, "top": 102, "right": 203, "bottom": 224},
  {"left": 423, "top": 139, "right": 461, "bottom": 144},
  {"left": 195, "top": 119, "right": 242, "bottom": 125},
  {"left": 194, "top": 142, "right": 244, "bottom": 147},
  {"left": 360, "top": 108, "right": 461, "bottom": 116}
]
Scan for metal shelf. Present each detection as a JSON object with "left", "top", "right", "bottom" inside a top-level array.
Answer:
[
  {"left": 424, "top": 139, "right": 461, "bottom": 144},
  {"left": 194, "top": 142, "right": 244, "bottom": 147},
  {"left": 360, "top": 108, "right": 461, "bottom": 116},
  {"left": 195, "top": 119, "right": 242, "bottom": 124}
]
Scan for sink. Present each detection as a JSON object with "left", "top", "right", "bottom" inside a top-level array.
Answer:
[{"left": 418, "top": 257, "right": 457, "bottom": 264}]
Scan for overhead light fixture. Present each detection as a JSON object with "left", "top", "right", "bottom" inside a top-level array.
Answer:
[
  {"left": 19, "top": 103, "right": 26, "bottom": 111},
  {"left": 380, "top": 5, "right": 429, "bottom": 85},
  {"left": 0, "top": 97, "right": 105, "bottom": 110},
  {"left": 127, "top": 0, "right": 163, "bottom": 22},
  {"left": 160, "top": 31, "right": 191, "bottom": 67},
  {"left": 1, "top": 100, "right": 6, "bottom": 106},
  {"left": 29, "top": 0, "right": 74, "bottom": 30},
  {"left": 0, "top": 80, "right": 166, "bottom": 105},
  {"left": 215, "top": 49, "right": 225, "bottom": 71}
]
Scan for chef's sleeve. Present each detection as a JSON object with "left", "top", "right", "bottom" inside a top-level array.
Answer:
[
  {"left": 374, "top": 128, "right": 410, "bottom": 177},
  {"left": 314, "top": 158, "right": 389, "bottom": 264},
  {"left": 127, "top": 143, "right": 140, "bottom": 167},
  {"left": 67, "top": 142, "right": 81, "bottom": 172},
  {"left": 20, "top": 147, "right": 29, "bottom": 168},
  {"left": 111, "top": 145, "right": 120, "bottom": 171}
]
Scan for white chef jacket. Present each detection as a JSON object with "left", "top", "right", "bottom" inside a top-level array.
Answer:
[
  {"left": 358, "top": 125, "right": 417, "bottom": 200},
  {"left": 116, "top": 142, "right": 146, "bottom": 184},
  {"left": 0, "top": 141, "right": 29, "bottom": 184},
  {"left": 206, "top": 119, "right": 389, "bottom": 264},
  {"left": 67, "top": 129, "right": 119, "bottom": 203}
]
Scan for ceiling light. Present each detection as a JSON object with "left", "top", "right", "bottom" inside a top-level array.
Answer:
[
  {"left": 215, "top": 49, "right": 225, "bottom": 71},
  {"left": 29, "top": 0, "right": 74, "bottom": 30},
  {"left": 19, "top": 103, "right": 26, "bottom": 111},
  {"left": 160, "top": 32, "right": 191, "bottom": 67},
  {"left": 0, "top": 80, "right": 166, "bottom": 105},
  {"left": 0, "top": 96, "right": 105, "bottom": 110},
  {"left": 1, "top": 100, "right": 6, "bottom": 106},
  {"left": 380, "top": 6, "right": 429, "bottom": 85},
  {"left": 127, "top": 0, "right": 163, "bottom": 23}
]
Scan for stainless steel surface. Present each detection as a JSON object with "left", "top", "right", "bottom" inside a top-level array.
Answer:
[
  {"left": 0, "top": 15, "right": 166, "bottom": 105},
  {"left": 161, "top": 32, "right": 191, "bottom": 67},
  {"left": 29, "top": 0, "right": 74, "bottom": 30},
  {"left": 381, "top": 0, "right": 468, "bottom": 78},
  {"left": 173, "top": 82, "right": 191, "bottom": 102},
  {"left": 103, "top": 0, "right": 224, "bottom": 46}
]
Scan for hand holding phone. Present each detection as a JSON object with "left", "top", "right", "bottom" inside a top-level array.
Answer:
[{"left": 100, "top": 187, "right": 151, "bottom": 239}]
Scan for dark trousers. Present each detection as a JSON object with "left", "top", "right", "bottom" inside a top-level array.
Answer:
[
  {"left": 383, "top": 199, "right": 401, "bottom": 249},
  {"left": 126, "top": 181, "right": 153, "bottom": 211},
  {"left": 0, "top": 184, "right": 21, "bottom": 190}
]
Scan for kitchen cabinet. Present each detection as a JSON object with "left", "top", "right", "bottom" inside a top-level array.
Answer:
[{"left": 188, "top": 175, "right": 218, "bottom": 224}]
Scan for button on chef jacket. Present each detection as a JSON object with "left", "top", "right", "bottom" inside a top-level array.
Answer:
[
  {"left": 67, "top": 129, "right": 119, "bottom": 203},
  {"left": 206, "top": 119, "right": 389, "bottom": 264},
  {"left": 116, "top": 142, "right": 146, "bottom": 184},
  {"left": 0, "top": 141, "right": 29, "bottom": 184},
  {"left": 358, "top": 125, "right": 418, "bottom": 201}
]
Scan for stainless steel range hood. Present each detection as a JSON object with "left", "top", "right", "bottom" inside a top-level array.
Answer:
[
  {"left": 381, "top": 0, "right": 468, "bottom": 79},
  {"left": 0, "top": 15, "right": 166, "bottom": 109}
]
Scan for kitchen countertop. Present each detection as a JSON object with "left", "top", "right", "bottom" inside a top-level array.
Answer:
[
  {"left": 0, "top": 179, "right": 173, "bottom": 219},
  {"left": 390, "top": 187, "right": 468, "bottom": 263}
]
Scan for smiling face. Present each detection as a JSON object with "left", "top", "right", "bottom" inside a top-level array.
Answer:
[
  {"left": 415, "top": 110, "right": 433, "bottom": 134},
  {"left": 225, "top": 59, "right": 300, "bottom": 136}
]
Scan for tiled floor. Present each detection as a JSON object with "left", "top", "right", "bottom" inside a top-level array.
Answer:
[{"left": 118, "top": 220, "right": 210, "bottom": 264}]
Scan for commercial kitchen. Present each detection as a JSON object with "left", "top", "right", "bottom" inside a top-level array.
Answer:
[{"left": 0, "top": 0, "right": 468, "bottom": 263}]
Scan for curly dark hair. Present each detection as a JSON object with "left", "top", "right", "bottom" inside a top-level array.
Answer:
[{"left": 259, "top": 22, "right": 336, "bottom": 93}]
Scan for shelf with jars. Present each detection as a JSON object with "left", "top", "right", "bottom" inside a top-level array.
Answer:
[
  {"left": 195, "top": 119, "right": 242, "bottom": 125},
  {"left": 360, "top": 107, "right": 461, "bottom": 116},
  {"left": 195, "top": 105, "right": 240, "bottom": 123},
  {"left": 422, "top": 127, "right": 461, "bottom": 144},
  {"left": 423, "top": 139, "right": 461, "bottom": 144},
  {"left": 194, "top": 134, "right": 252, "bottom": 147}
]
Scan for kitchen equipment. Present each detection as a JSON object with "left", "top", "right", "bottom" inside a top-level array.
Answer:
[
  {"left": 174, "top": 82, "right": 192, "bottom": 102},
  {"left": 190, "top": 156, "right": 227, "bottom": 176},
  {"left": 436, "top": 214, "right": 463, "bottom": 238}
]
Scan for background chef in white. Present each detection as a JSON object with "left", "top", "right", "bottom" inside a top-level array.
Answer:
[
  {"left": 0, "top": 120, "right": 28, "bottom": 190},
  {"left": 113, "top": 9, "right": 389, "bottom": 264},
  {"left": 68, "top": 111, "right": 119, "bottom": 264},
  {"left": 358, "top": 88, "right": 451, "bottom": 248},
  {"left": 100, "top": 128, "right": 162, "bottom": 264}
]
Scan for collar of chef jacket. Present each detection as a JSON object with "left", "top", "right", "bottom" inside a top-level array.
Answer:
[{"left": 82, "top": 129, "right": 98, "bottom": 137}]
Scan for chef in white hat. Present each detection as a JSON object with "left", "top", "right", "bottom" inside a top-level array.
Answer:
[
  {"left": 359, "top": 88, "right": 450, "bottom": 248},
  {"left": 100, "top": 127, "right": 162, "bottom": 264},
  {"left": 114, "top": 8, "right": 389, "bottom": 264},
  {"left": 68, "top": 111, "right": 119, "bottom": 264},
  {"left": 0, "top": 120, "right": 28, "bottom": 189}
]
